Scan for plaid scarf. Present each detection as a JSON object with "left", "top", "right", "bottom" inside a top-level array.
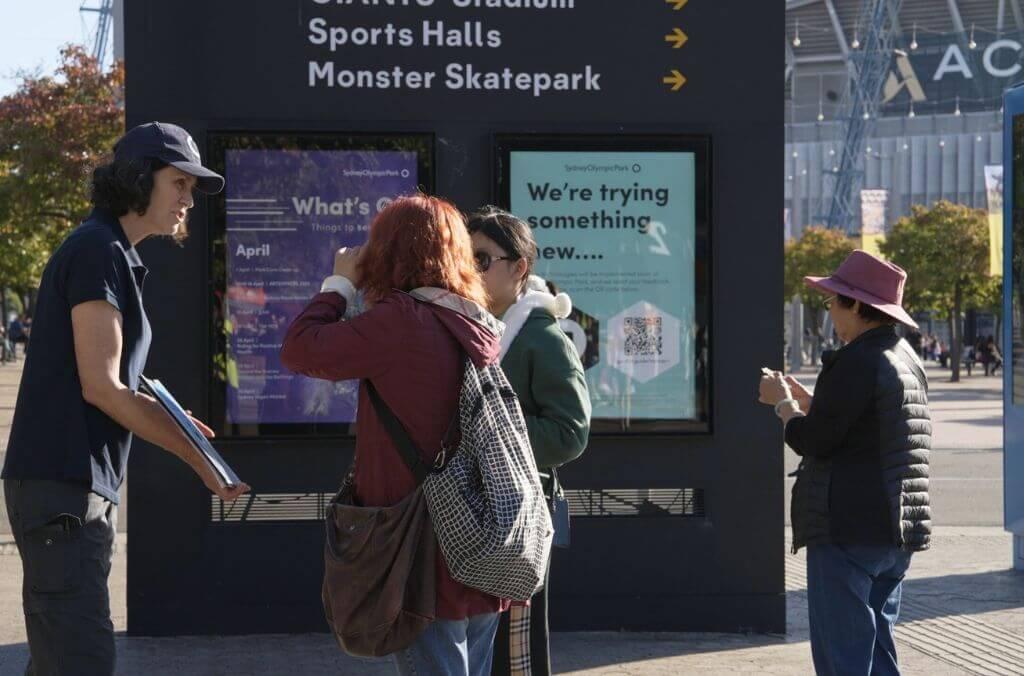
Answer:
[{"left": 508, "top": 605, "right": 533, "bottom": 675}]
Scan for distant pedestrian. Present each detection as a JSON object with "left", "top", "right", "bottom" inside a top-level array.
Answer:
[
  {"left": 0, "top": 324, "right": 10, "bottom": 363},
  {"left": 923, "top": 334, "right": 936, "bottom": 361},
  {"left": 8, "top": 314, "right": 26, "bottom": 357},
  {"left": 965, "top": 343, "right": 977, "bottom": 377},
  {"left": 986, "top": 336, "right": 1002, "bottom": 376}
]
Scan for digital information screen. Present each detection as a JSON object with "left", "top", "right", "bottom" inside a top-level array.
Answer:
[
  {"left": 208, "top": 134, "right": 433, "bottom": 436},
  {"left": 497, "top": 136, "right": 711, "bottom": 433}
]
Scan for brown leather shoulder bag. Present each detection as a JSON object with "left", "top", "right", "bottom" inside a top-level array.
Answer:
[{"left": 322, "top": 381, "right": 443, "bottom": 657}]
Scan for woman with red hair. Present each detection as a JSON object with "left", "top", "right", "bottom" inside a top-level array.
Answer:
[{"left": 281, "top": 195, "right": 508, "bottom": 675}]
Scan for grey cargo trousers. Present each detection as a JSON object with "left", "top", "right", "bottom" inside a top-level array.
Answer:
[{"left": 4, "top": 479, "right": 117, "bottom": 676}]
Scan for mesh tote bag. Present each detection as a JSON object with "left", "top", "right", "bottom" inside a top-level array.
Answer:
[{"left": 367, "top": 361, "right": 553, "bottom": 602}]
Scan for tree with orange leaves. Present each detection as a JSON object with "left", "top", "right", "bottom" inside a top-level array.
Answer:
[{"left": 0, "top": 45, "right": 124, "bottom": 316}]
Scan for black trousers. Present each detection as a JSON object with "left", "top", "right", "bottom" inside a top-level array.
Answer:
[
  {"left": 491, "top": 559, "right": 551, "bottom": 676},
  {"left": 4, "top": 479, "right": 118, "bottom": 676}
]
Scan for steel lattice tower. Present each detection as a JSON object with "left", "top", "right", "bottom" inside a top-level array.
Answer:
[
  {"left": 817, "top": 0, "right": 903, "bottom": 231},
  {"left": 80, "top": 0, "right": 114, "bottom": 67}
]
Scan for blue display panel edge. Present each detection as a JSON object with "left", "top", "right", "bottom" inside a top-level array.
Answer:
[{"left": 1005, "top": 85, "right": 1024, "bottom": 533}]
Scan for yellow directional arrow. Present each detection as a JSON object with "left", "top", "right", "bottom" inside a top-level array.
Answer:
[
  {"left": 663, "top": 69, "right": 687, "bottom": 91},
  {"left": 665, "top": 28, "right": 688, "bottom": 48},
  {"left": 666, "top": 0, "right": 688, "bottom": 9}
]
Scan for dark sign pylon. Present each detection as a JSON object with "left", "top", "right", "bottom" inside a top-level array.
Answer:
[{"left": 124, "top": 0, "right": 783, "bottom": 637}]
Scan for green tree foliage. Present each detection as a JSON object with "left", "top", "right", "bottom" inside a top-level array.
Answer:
[
  {"left": 0, "top": 45, "right": 124, "bottom": 312},
  {"left": 784, "top": 226, "right": 857, "bottom": 300},
  {"left": 880, "top": 200, "right": 991, "bottom": 382},
  {"left": 784, "top": 226, "right": 856, "bottom": 334}
]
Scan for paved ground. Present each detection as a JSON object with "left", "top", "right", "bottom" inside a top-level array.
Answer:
[
  {"left": 0, "top": 357, "right": 1021, "bottom": 674},
  {"left": 0, "top": 528, "right": 1018, "bottom": 675}
]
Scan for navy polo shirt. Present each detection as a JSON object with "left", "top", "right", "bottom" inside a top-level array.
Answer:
[{"left": 2, "top": 208, "right": 152, "bottom": 503}]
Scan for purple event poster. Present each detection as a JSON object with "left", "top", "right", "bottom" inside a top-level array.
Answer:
[{"left": 223, "top": 149, "right": 419, "bottom": 425}]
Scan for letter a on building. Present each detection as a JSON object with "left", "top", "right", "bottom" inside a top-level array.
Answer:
[{"left": 883, "top": 53, "right": 926, "bottom": 104}]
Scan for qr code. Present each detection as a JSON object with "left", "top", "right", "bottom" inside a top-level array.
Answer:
[{"left": 624, "top": 316, "right": 663, "bottom": 356}]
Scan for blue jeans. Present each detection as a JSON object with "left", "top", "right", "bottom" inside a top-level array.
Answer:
[
  {"left": 807, "top": 543, "right": 913, "bottom": 676},
  {"left": 393, "top": 612, "right": 500, "bottom": 676}
]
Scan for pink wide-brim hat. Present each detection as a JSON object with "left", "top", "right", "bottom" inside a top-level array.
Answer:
[{"left": 804, "top": 249, "right": 919, "bottom": 330}]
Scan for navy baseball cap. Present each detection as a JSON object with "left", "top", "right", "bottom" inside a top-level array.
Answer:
[{"left": 114, "top": 122, "right": 224, "bottom": 194}]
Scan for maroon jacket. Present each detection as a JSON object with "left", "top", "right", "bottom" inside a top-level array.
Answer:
[{"left": 280, "top": 289, "right": 509, "bottom": 620}]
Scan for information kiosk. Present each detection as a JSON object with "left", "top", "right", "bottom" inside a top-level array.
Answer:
[{"left": 124, "top": 0, "right": 785, "bottom": 635}]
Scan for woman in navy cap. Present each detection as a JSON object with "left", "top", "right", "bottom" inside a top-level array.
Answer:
[{"left": 1, "top": 122, "right": 249, "bottom": 675}]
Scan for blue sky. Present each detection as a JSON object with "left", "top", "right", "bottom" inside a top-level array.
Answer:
[{"left": 0, "top": 1, "right": 111, "bottom": 98}]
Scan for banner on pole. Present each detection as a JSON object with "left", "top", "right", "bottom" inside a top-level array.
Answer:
[{"left": 984, "top": 165, "right": 1004, "bottom": 277}]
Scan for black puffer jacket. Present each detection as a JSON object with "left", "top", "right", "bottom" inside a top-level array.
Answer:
[{"left": 787, "top": 325, "right": 931, "bottom": 552}]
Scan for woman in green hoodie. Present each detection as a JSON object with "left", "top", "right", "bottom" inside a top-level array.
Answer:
[{"left": 468, "top": 206, "right": 591, "bottom": 676}]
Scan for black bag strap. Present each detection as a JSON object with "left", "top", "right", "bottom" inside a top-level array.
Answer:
[{"left": 365, "top": 380, "right": 431, "bottom": 485}]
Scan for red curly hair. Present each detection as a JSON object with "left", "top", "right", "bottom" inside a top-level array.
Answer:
[{"left": 358, "top": 194, "right": 488, "bottom": 307}]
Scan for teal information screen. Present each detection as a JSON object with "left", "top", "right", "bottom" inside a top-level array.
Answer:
[{"left": 504, "top": 140, "right": 709, "bottom": 431}]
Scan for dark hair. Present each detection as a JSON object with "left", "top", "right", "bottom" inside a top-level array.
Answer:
[
  {"left": 835, "top": 294, "right": 896, "bottom": 324},
  {"left": 359, "top": 195, "right": 487, "bottom": 306},
  {"left": 90, "top": 157, "right": 187, "bottom": 241},
  {"left": 466, "top": 206, "right": 537, "bottom": 286},
  {"left": 90, "top": 156, "right": 165, "bottom": 215}
]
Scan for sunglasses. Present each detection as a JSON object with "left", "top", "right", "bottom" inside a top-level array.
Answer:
[{"left": 474, "top": 251, "right": 516, "bottom": 273}]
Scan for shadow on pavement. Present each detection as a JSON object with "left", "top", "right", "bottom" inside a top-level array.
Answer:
[
  {"left": 1, "top": 634, "right": 395, "bottom": 676},
  {"left": 916, "top": 388, "right": 1003, "bottom": 401},
  {"left": 549, "top": 631, "right": 793, "bottom": 674},
  {"left": 2, "top": 631, "right": 797, "bottom": 676},
  {"left": 902, "top": 568, "right": 1024, "bottom": 619},
  {"left": 939, "top": 417, "right": 1004, "bottom": 426}
]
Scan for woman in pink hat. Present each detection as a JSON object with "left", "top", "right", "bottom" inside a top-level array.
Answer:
[{"left": 758, "top": 250, "right": 931, "bottom": 676}]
